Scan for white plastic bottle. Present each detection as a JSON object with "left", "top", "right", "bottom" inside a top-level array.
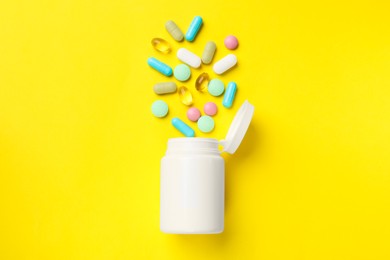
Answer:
[{"left": 160, "top": 101, "right": 255, "bottom": 234}]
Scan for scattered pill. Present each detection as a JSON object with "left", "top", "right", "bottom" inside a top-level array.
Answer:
[
  {"left": 202, "top": 41, "right": 216, "bottom": 64},
  {"left": 151, "top": 100, "right": 169, "bottom": 118},
  {"left": 178, "top": 86, "right": 193, "bottom": 106},
  {"left": 148, "top": 17, "right": 244, "bottom": 129},
  {"left": 187, "top": 107, "right": 201, "bottom": 122},
  {"left": 172, "top": 117, "right": 195, "bottom": 137},
  {"left": 153, "top": 82, "right": 177, "bottom": 95},
  {"left": 224, "top": 35, "right": 239, "bottom": 50},
  {"left": 177, "top": 48, "right": 201, "bottom": 68},
  {"left": 223, "top": 82, "right": 237, "bottom": 108},
  {"left": 208, "top": 79, "right": 225, "bottom": 96},
  {"left": 174, "top": 64, "right": 191, "bottom": 81},
  {"left": 147, "top": 57, "right": 173, "bottom": 77},
  {"left": 195, "top": 72, "right": 210, "bottom": 92},
  {"left": 165, "top": 20, "right": 184, "bottom": 42},
  {"left": 151, "top": 38, "right": 171, "bottom": 54},
  {"left": 197, "top": 115, "right": 215, "bottom": 133},
  {"left": 204, "top": 102, "right": 218, "bottom": 116},
  {"left": 213, "top": 54, "right": 237, "bottom": 75},
  {"left": 185, "top": 16, "right": 203, "bottom": 42}
]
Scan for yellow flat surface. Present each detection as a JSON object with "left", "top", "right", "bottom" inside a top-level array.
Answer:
[{"left": 1, "top": 0, "right": 390, "bottom": 259}]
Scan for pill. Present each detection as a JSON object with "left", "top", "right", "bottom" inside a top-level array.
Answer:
[
  {"left": 178, "top": 86, "right": 193, "bottom": 106},
  {"left": 197, "top": 115, "right": 214, "bottom": 133},
  {"left": 172, "top": 117, "right": 195, "bottom": 137},
  {"left": 147, "top": 57, "right": 173, "bottom": 77},
  {"left": 165, "top": 20, "right": 184, "bottom": 42},
  {"left": 223, "top": 82, "right": 237, "bottom": 108},
  {"left": 151, "top": 38, "right": 171, "bottom": 54},
  {"left": 204, "top": 102, "right": 218, "bottom": 116},
  {"left": 177, "top": 48, "right": 201, "bottom": 68},
  {"left": 174, "top": 64, "right": 191, "bottom": 81},
  {"left": 195, "top": 72, "right": 210, "bottom": 92},
  {"left": 224, "top": 35, "right": 239, "bottom": 50},
  {"left": 187, "top": 107, "right": 201, "bottom": 122},
  {"left": 208, "top": 79, "right": 225, "bottom": 96},
  {"left": 213, "top": 54, "right": 237, "bottom": 75},
  {"left": 185, "top": 16, "right": 203, "bottom": 42},
  {"left": 153, "top": 82, "right": 177, "bottom": 95},
  {"left": 151, "top": 100, "right": 169, "bottom": 118},
  {"left": 201, "top": 41, "right": 216, "bottom": 64}
]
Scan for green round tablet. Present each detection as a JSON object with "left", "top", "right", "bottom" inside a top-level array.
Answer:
[
  {"left": 197, "top": 115, "right": 215, "bottom": 133},
  {"left": 151, "top": 100, "right": 168, "bottom": 118},
  {"left": 174, "top": 64, "right": 191, "bottom": 81},
  {"left": 207, "top": 79, "right": 225, "bottom": 96}
]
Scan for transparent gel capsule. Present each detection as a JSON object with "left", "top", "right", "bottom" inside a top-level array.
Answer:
[
  {"left": 151, "top": 38, "right": 172, "bottom": 54},
  {"left": 178, "top": 86, "right": 193, "bottom": 106},
  {"left": 195, "top": 72, "right": 210, "bottom": 92}
]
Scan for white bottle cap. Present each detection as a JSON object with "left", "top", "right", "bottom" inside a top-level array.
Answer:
[{"left": 219, "top": 100, "right": 255, "bottom": 154}]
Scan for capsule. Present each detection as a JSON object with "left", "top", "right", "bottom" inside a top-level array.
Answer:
[
  {"left": 151, "top": 38, "right": 172, "bottom": 54},
  {"left": 178, "top": 86, "right": 193, "bottom": 106},
  {"left": 213, "top": 54, "right": 237, "bottom": 75},
  {"left": 195, "top": 72, "right": 209, "bottom": 92},
  {"left": 165, "top": 20, "right": 184, "bottom": 42},
  {"left": 202, "top": 41, "right": 216, "bottom": 64},
  {"left": 185, "top": 16, "right": 203, "bottom": 42},
  {"left": 172, "top": 118, "right": 195, "bottom": 137},
  {"left": 153, "top": 82, "right": 177, "bottom": 95},
  {"left": 147, "top": 57, "right": 173, "bottom": 77},
  {"left": 222, "top": 82, "right": 237, "bottom": 108},
  {"left": 177, "top": 48, "right": 201, "bottom": 68}
]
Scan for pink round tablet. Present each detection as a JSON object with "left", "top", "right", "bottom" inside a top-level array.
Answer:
[
  {"left": 204, "top": 102, "right": 218, "bottom": 116},
  {"left": 224, "top": 35, "right": 239, "bottom": 50},
  {"left": 187, "top": 107, "right": 201, "bottom": 122}
]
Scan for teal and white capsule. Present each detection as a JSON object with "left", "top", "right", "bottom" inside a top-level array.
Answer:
[
  {"left": 185, "top": 16, "right": 203, "bottom": 42},
  {"left": 172, "top": 118, "right": 195, "bottom": 137},
  {"left": 222, "top": 82, "right": 237, "bottom": 108},
  {"left": 147, "top": 57, "right": 173, "bottom": 77}
]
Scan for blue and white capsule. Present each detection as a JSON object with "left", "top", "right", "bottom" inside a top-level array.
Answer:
[
  {"left": 222, "top": 82, "right": 237, "bottom": 108},
  {"left": 147, "top": 57, "right": 173, "bottom": 77},
  {"left": 172, "top": 118, "right": 195, "bottom": 137},
  {"left": 185, "top": 16, "right": 203, "bottom": 42}
]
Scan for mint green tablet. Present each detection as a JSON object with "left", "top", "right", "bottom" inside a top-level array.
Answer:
[
  {"left": 207, "top": 79, "right": 225, "bottom": 96},
  {"left": 174, "top": 64, "right": 191, "bottom": 81},
  {"left": 197, "top": 115, "right": 215, "bottom": 133},
  {"left": 151, "top": 100, "right": 168, "bottom": 118}
]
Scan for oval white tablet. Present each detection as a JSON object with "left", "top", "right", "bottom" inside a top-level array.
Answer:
[
  {"left": 213, "top": 54, "right": 237, "bottom": 75},
  {"left": 177, "top": 48, "right": 201, "bottom": 68}
]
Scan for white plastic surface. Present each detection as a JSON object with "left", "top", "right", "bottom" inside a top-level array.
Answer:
[
  {"left": 177, "top": 48, "right": 201, "bottom": 68},
  {"left": 161, "top": 139, "right": 224, "bottom": 234},
  {"left": 160, "top": 102, "right": 254, "bottom": 234},
  {"left": 220, "top": 100, "right": 254, "bottom": 154},
  {"left": 213, "top": 54, "right": 237, "bottom": 74}
]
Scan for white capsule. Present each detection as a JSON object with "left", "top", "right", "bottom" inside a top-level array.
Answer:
[
  {"left": 177, "top": 48, "right": 201, "bottom": 68},
  {"left": 213, "top": 54, "right": 237, "bottom": 75}
]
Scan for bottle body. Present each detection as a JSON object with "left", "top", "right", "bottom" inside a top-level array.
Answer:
[{"left": 160, "top": 138, "right": 224, "bottom": 234}]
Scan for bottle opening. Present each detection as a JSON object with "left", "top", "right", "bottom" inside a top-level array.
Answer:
[{"left": 167, "top": 138, "right": 220, "bottom": 155}]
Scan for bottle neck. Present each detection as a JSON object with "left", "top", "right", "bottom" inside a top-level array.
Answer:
[{"left": 166, "top": 138, "right": 221, "bottom": 156}]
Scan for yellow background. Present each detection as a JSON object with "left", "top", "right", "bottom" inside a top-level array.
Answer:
[{"left": 1, "top": 0, "right": 390, "bottom": 259}]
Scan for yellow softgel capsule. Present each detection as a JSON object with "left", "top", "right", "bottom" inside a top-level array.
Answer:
[
  {"left": 195, "top": 72, "right": 210, "bottom": 92},
  {"left": 178, "top": 86, "right": 193, "bottom": 106},
  {"left": 151, "top": 38, "right": 172, "bottom": 54}
]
